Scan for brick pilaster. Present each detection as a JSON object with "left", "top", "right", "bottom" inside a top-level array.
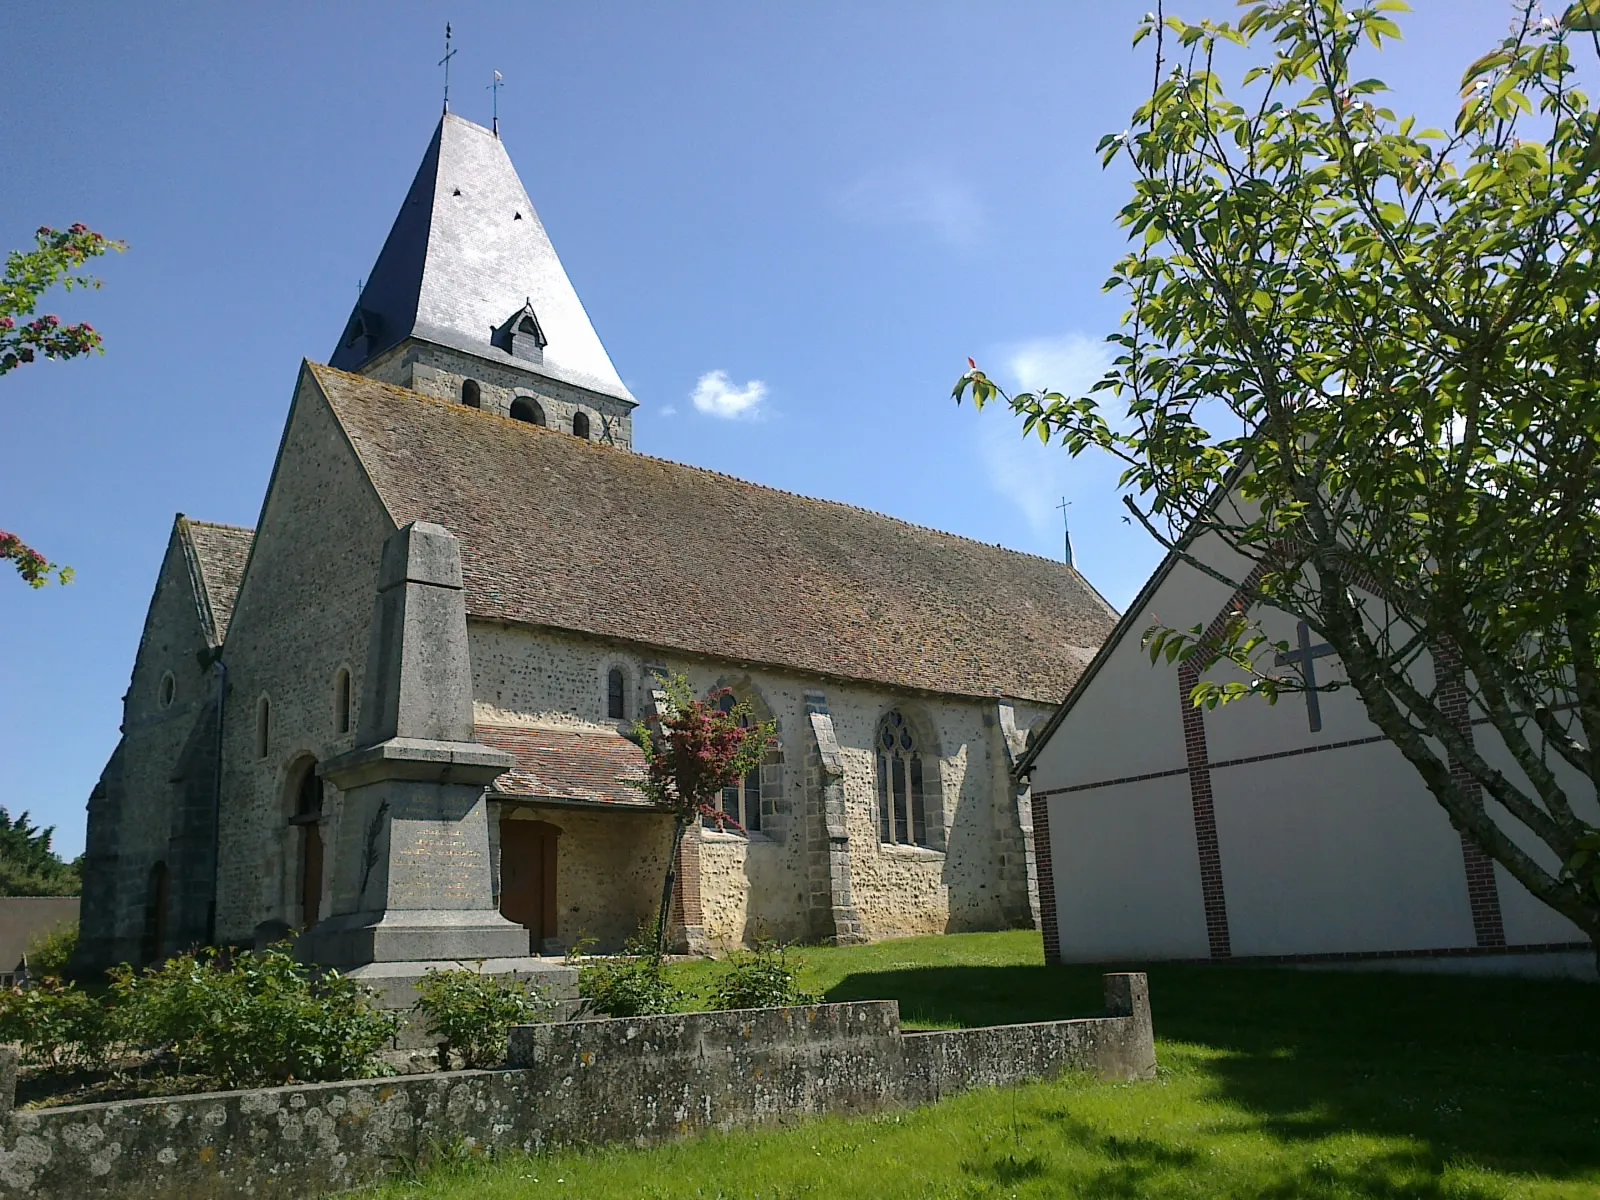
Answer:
[
  {"left": 1178, "top": 661, "right": 1232, "bottom": 958},
  {"left": 667, "top": 823, "right": 708, "bottom": 954},
  {"left": 1031, "top": 790, "right": 1061, "bottom": 964},
  {"left": 1433, "top": 652, "right": 1507, "bottom": 948}
]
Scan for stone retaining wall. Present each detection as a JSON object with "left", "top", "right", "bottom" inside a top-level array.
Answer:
[{"left": 0, "top": 973, "right": 1154, "bottom": 1199}]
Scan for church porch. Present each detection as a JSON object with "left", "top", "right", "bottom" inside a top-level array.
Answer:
[{"left": 480, "top": 724, "right": 676, "bottom": 954}]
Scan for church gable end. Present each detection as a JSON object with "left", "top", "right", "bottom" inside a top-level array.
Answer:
[{"left": 211, "top": 365, "right": 396, "bottom": 946}]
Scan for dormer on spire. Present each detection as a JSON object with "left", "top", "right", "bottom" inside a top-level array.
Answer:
[
  {"left": 341, "top": 307, "right": 384, "bottom": 359},
  {"left": 492, "top": 300, "right": 546, "bottom": 364}
]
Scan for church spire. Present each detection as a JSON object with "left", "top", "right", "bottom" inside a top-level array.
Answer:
[{"left": 330, "top": 113, "right": 633, "bottom": 406}]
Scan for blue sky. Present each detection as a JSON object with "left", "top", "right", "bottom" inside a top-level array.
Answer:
[{"left": 1, "top": 2, "right": 1518, "bottom": 854}]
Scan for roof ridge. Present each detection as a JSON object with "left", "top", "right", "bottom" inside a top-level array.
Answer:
[
  {"left": 308, "top": 361, "right": 1084, "bottom": 574},
  {"left": 179, "top": 515, "right": 257, "bottom": 535}
]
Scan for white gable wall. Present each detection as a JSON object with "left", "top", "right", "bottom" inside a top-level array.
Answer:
[{"left": 1031, "top": 527, "right": 1592, "bottom": 966}]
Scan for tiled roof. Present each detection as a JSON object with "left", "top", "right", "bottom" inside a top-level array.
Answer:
[
  {"left": 180, "top": 518, "right": 255, "bottom": 646},
  {"left": 312, "top": 363, "right": 1119, "bottom": 704},
  {"left": 476, "top": 724, "right": 651, "bottom": 807}
]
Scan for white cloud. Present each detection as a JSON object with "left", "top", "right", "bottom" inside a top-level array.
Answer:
[
  {"left": 1003, "top": 332, "right": 1114, "bottom": 397},
  {"left": 837, "top": 163, "right": 984, "bottom": 247},
  {"left": 691, "top": 370, "right": 767, "bottom": 419},
  {"left": 658, "top": 404, "right": 678, "bottom": 418},
  {"left": 976, "top": 332, "right": 1117, "bottom": 555},
  {"left": 977, "top": 407, "right": 1073, "bottom": 545}
]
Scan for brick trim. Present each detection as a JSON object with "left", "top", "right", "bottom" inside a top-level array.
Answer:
[
  {"left": 1031, "top": 790, "right": 1060, "bottom": 965},
  {"left": 1179, "top": 661, "right": 1231, "bottom": 958},
  {"left": 1175, "top": 940, "right": 1586, "bottom": 967},
  {"left": 1432, "top": 650, "right": 1507, "bottom": 948}
]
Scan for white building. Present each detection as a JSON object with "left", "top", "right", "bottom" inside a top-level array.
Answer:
[{"left": 1018, "top": 530, "right": 1597, "bottom": 975}]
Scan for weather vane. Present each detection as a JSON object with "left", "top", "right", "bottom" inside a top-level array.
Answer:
[
  {"left": 1056, "top": 496, "right": 1074, "bottom": 568},
  {"left": 439, "top": 23, "right": 457, "bottom": 113},
  {"left": 488, "top": 69, "right": 503, "bottom": 136}
]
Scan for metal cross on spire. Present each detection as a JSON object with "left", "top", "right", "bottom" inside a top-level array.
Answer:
[
  {"left": 438, "top": 23, "right": 457, "bottom": 113},
  {"left": 487, "top": 69, "right": 503, "bottom": 136},
  {"left": 1056, "top": 496, "right": 1074, "bottom": 568}
]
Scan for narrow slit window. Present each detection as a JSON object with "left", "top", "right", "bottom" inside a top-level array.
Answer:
[{"left": 607, "top": 667, "right": 626, "bottom": 720}]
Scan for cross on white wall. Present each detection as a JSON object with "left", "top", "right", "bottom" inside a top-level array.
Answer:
[{"left": 1274, "top": 620, "right": 1336, "bottom": 733}]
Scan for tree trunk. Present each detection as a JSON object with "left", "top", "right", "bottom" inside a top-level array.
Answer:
[{"left": 654, "top": 818, "right": 688, "bottom": 964}]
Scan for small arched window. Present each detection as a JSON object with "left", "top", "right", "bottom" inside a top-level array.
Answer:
[
  {"left": 462, "top": 379, "right": 482, "bottom": 408},
  {"left": 510, "top": 397, "right": 546, "bottom": 426},
  {"left": 712, "top": 692, "right": 762, "bottom": 833},
  {"left": 158, "top": 671, "right": 176, "bottom": 709},
  {"left": 876, "top": 710, "right": 928, "bottom": 847},
  {"left": 334, "top": 667, "right": 352, "bottom": 735},
  {"left": 572, "top": 411, "right": 591, "bottom": 439},
  {"left": 256, "top": 696, "right": 271, "bottom": 759},
  {"left": 606, "top": 667, "right": 626, "bottom": 720}
]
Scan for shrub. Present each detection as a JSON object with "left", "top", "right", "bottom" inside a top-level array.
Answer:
[
  {"left": 707, "top": 942, "right": 817, "bottom": 1011},
  {"left": 111, "top": 941, "right": 399, "bottom": 1089},
  {"left": 24, "top": 920, "right": 77, "bottom": 978},
  {"left": 576, "top": 926, "right": 682, "bottom": 1018},
  {"left": 413, "top": 967, "right": 550, "bottom": 1068},
  {"left": 0, "top": 978, "right": 114, "bottom": 1070}
]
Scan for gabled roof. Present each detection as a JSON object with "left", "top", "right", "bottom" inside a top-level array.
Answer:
[
  {"left": 309, "top": 363, "right": 1117, "bottom": 704},
  {"left": 329, "top": 113, "right": 632, "bottom": 404},
  {"left": 177, "top": 517, "right": 255, "bottom": 647}
]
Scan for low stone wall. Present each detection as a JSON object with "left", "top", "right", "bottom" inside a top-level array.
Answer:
[{"left": 0, "top": 973, "right": 1154, "bottom": 1199}]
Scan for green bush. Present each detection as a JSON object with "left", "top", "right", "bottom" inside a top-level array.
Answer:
[
  {"left": 24, "top": 921, "right": 77, "bottom": 978},
  {"left": 111, "top": 941, "right": 399, "bottom": 1089},
  {"left": 0, "top": 977, "right": 114, "bottom": 1070},
  {"left": 707, "top": 942, "right": 817, "bottom": 1011},
  {"left": 575, "top": 926, "right": 682, "bottom": 1018},
  {"left": 413, "top": 967, "right": 550, "bottom": 1068}
]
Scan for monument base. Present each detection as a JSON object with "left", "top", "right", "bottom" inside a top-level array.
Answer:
[
  {"left": 301, "top": 908, "right": 532, "bottom": 970},
  {"left": 341, "top": 955, "right": 581, "bottom": 1011}
]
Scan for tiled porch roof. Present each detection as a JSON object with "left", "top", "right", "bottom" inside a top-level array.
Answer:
[{"left": 477, "top": 724, "right": 653, "bottom": 809}]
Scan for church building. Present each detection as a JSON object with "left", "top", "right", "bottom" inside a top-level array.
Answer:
[
  {"left": 1019, "top": 527, "right": 1596, "bottom": 972},
  {"left": 75, "top": 112, "right": 1117, "bottom": 975}
]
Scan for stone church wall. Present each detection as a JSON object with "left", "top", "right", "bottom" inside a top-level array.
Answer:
[
  {"left": 81, "top": 529, "right": 217, "bottom": 967},
  {"left": 468, "top": 622, "right": 1043, "bottom": 948},
  {"left": 213, "top": 375, "right": 392, "bottom": 946}
]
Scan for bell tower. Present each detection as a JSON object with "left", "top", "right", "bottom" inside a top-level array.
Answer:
[{"left": 331, "top": 113, "right": 637, "bottom": 449}]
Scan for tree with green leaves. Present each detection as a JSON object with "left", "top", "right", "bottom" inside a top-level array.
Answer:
[
  {"left": 3, "top": 223, "right": 123, "bottom": 586},
  {"left": 958, "top": 0, "right": 1600, "bottom": 957},
  {"left": 0, "top": 807, "right": 81, "bottom": 896},
  {"left": 631, "top": 675, "right": 775, "bottom": 960}
]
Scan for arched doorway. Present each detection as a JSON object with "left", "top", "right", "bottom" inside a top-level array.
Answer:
[
  {"left": 498, "top": 816, "right": 560, "bottom": 952},
  {"left": 290, "top": 762, "right": 324, "bottom": 929}
]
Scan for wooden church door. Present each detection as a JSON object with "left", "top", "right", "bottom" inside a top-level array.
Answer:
[{"left": 499, "top": 818, "right": 560, "bottom": 951}]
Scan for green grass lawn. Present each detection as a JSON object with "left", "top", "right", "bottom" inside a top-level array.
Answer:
[{"left": 368, "top": 931, "right": 1600, "bottom": 1199}]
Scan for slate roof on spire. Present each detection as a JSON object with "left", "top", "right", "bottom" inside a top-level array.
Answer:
[{"left": 330, "top": 113, "right": 633, "bottom": 404}]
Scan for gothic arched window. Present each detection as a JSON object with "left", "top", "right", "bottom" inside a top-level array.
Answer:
[
  {"left": 876, "top": 710, "right": 928, "bottom": 846},
  {"left": 712, "top": 692, "right": 762, "bottom": 833},
  {"left": 510, "top": 397, "right": 546, "bottom": 426},
  {"left": 572, "top": 411, "right": 591, "bottom": 440},
  {"left": 462, "top": 379, "right": 482, "bottom": 408},
  {"left": 606, "top": 667, "right": 626, "bottom": 720}
]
